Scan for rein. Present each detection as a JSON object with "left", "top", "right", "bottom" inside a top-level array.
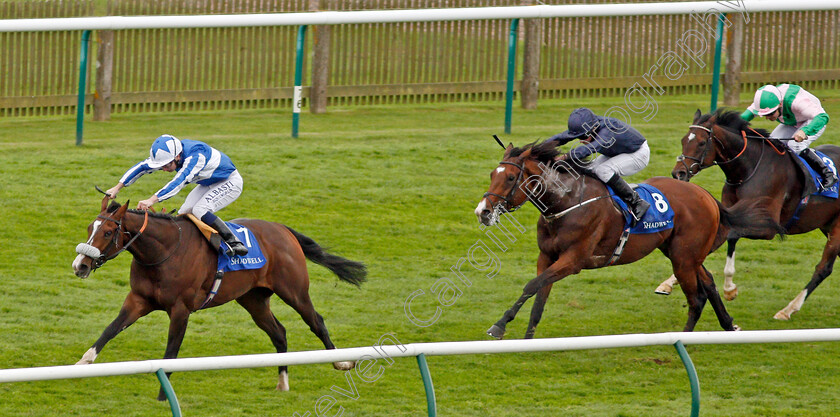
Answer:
[
  {"left": 79, "top": 210, "right": 183, "bottom": 271},
  {"left": 678, "top": 124, "right": 776, "bottom": 185}
]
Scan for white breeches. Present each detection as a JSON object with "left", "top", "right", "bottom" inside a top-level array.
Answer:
[
  {"left": 772, "top": 124, "right": 825, "bottom": 154},
  {"left": 178, "top": 170, "right": 243, "bottom": 218},
  {"left": 590, "top": 142, "right": 651, "bottom": 183}
]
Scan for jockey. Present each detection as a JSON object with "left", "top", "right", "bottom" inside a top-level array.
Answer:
[
  {"left": 105, "top": 134, "right": 249, "bottom": 257},
  {"left": 741, "top": 84, "right": 837, "bottom": 189},
  {"left": 547, "top": 107, "right": 651, "bottom": 223}
]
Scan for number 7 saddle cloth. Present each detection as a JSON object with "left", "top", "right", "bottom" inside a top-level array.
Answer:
[{"left": 185, "top": 214, "right": 267, "bottom": 272}]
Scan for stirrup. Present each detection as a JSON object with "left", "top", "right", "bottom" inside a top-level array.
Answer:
[{"left": 224, "top": 241, "right": 249, "bottom": 257}]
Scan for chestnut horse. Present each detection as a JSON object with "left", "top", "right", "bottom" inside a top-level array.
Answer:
[
  {"left": 664, "top": 109, "right": 840, "bottom": 319},
  {"left": 476, "top": 141, "right": 781, "bottom": 339},
  {"left": 72, "top": 197, "right": 366, "bottom": 399}
]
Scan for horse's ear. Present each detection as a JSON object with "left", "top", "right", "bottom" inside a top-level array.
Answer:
[
  {"left": 115, "top": 200, "right": 130, "bottom": 218},
  {"left": 693, "top": 109, "right": 702, "bottom": 123},
  {"left": 503, "top": 143, "right": 514, "bottom": 157},
  {"left": 100, "top": 196, "right": 110, "bottom": 212}
]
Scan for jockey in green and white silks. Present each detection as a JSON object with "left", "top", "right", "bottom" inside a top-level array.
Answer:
[{"left": 741, "top": 84, "right": 837, "bottom": 189}]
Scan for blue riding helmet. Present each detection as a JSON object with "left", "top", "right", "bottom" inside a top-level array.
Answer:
[
  {"left": 147, "top": 135, "right": 183, "bottom": 169},
  {"left": 552, "top": 108, "right": 601, "bottom": 141}
]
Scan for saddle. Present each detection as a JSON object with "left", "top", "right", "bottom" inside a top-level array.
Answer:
[
  {"left": 185, "top": 213, "right": 223, "bottom": 250},
  {"left": 788, "top": 153, "right": 820, "bottom": 199}
]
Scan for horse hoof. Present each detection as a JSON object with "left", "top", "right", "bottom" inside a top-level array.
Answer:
[
  {"left": 333, "top": 361, "right": 355, "bottom": 371},
  {"left": 724, "top": 288, "right": 739, "bottom": 301},
  {"left": 487, "top": 325, "right": 505, "bottom": 340},
  {"left": 654, "top": 285, "right": 672, "bottom": 295},
  {"left": 75, "top": 348, "right": 97, "bottom": 365},
  {"left": 276, "top": 370, "right": 289, "bottom": 391},
  {"left": 732, "top": 324, "right": 742, "bottom": 331},
  {"left": 773, "top": 311, "right": 791, "bottom": 320}
]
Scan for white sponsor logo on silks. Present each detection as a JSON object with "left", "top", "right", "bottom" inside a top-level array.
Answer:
[
  {"left": 643, "top": 220, "right": 671, "bottom": 229},
  {"left": 229, "top": 256, "right": 265, "bottom": 265}
]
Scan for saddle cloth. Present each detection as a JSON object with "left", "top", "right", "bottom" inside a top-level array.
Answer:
[
  {"left": 606, "top": 183, "right": 675, "bottom": 234},
  {"left": 185, "top": 214, "right": 267, "bottom": 272},
  {"left": 794, "top": 150, "right": 839, "bottom": 199}
]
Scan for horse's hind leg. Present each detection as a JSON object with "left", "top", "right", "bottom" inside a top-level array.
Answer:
[
  {"left": 236, "top": 289, "right": 290, "bottom": 391},
  {"left": 698, "top": 266, "right": 739, "bottom": 331},
  {"left": 670, "top": 261, "right": 707, "bottom": 332},
  {"left": 276, "top": 284, "right": 354, "bottom": 371},
  {"left": 76, "top": 292, "right": 153, "bottom": 365},
  {"left": 775, "top": 222, "right": 840, "bottom": 320}
]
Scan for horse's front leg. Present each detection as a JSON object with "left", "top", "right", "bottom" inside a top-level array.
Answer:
[
  {"left": 722, "top": 238, "right": 739, "bottom": 300},
  {"left": 76, "top": 292, "right": 153, "bottom": 365},
  {"left": 157, "top": 302, "right": 192, "bottom": 401},
  {"left": 524, "top": 252, "right": 554, "bottom": 339},
  {"left": 487, "top": 252, "right": 584, "bottom": 340}
]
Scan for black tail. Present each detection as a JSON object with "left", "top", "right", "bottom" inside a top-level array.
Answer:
[
  {"left": 717, "top": 199, "right": 786, "bottom": 240},
  {"left": 286, "top": 227, "right": 367, "bottom": 287}
]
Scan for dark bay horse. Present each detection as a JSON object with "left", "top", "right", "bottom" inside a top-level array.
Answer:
[
  {"left": 666, "top": 109, "right": 840, "bottom": 320},
  {"left": 476, "top": 141, "right": 781, "bottom": 339},
  {"left": 71, "top": 197, "right": 366, "bottom": 399}
]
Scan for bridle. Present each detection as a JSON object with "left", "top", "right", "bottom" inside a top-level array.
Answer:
[
  {"left": 483, "top": 161, "right": 527, "bottom": 212},
  {"left": 76, "top": 210, "right": 182, "bottom": 271},
  {"left": 676, "top": 124, "right": 749, "bottom": 181}
]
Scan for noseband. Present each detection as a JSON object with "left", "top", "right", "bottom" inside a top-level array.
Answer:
[
  {"left": 76, "top": 211, "right": 149, "bottom": 271},
  {"left": 676, "top": 124, "right": 749, "bottom": 180},
  {"left": 483, "top": 161, "right": 526, "bottom": 212}
]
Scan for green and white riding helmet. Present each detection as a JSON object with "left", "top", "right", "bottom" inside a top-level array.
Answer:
[{"left": 752, "top": 84, "right": 783, "bottom": 116}]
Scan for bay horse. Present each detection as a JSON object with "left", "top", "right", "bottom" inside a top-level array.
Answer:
[
  {"left": 664, "top": 108, "right": 840, "bottom": 320},
  {"left": 476, "top": 141, "right": 781, "bottom": 339},
  {"left": 71, "top": 196, "right": 366, "bottom": 400}
]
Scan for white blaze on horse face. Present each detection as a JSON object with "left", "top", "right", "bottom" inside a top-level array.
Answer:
[
  {"left": 72, "top": 220, "right": 104, "bottom": 272},
  {"left": 495, "top": 167, "right": 506, "bottom": 173},
  {"left": 474, "top": 198, "right": 488, "bottom": 219},
  {"left": 688, "top": 132, "right": 696, "bottom": 142}
]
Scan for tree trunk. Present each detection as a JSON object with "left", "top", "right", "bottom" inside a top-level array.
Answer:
[
  {"left": 93, "top": 30, "right": 113, "bottom": 121},
  {"left": 310, "top": 0, "right": 331, "bottom": 114},
  {"left": 520, "top": 0, "right": 542, "bottom": 110},
  {"left": 723, "top": 18, "right": 743, "bottom": 107}
]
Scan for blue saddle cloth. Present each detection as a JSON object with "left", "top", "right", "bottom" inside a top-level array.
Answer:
[
  {"left": 797, "top": 150, "right": 839, "bottom": 199},
  {"left": 216, "top": 222, "right": 267, "bottom": 273},
  {"left": 606, "top": 183, "right": 675, "bottom": 234}
]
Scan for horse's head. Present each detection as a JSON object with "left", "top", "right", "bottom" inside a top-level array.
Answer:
[
  {"left": 475, "top": 141, "right": 572, "bottom": 226},
  {"left": 72, "top": 197, "right": 132, "bottom": 278},
  {"left": 672, "top": 109, "right": 721, "bottom": 182}
]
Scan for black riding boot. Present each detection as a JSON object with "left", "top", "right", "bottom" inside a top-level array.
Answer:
[
  {"left": 209, "top": 217, "right": 249, "bottom": 257},
  {"left": 800, "top": 148, "right": 838, "bottom": 190},
  {"left": 607, "top": 174, "right": 650, "bottom": 225}
]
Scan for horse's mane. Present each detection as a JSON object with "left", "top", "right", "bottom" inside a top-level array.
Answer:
[
  {"left": 106, "top": 201, "right": 179, "bottom": 219},
  {"left": 508, "top": 140, "right": 593, "bottom": 177},
  {"left": 701, "top": 108, "right": 772, "bottom": 139}
]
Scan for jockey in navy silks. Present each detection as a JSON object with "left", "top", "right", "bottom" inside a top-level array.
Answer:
[
  {"left": 105, "top": 134, "right": 249, "bottom": 257},
  {"left": 547, "top": 107, "right": 651, "bottom": 223}
]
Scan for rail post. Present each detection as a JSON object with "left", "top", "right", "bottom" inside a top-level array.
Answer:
[
  {"left": 504, "top": 19, "right": 520, "bottom": 134},
  {"left": 155, "top": 369, "right": 182, "bottom": 417},
  {"left": 76, "top": 30, "right": 91, "bottom": 146},
  {"left": 292, "top": 25, "right": 308, "bottom": 138}
]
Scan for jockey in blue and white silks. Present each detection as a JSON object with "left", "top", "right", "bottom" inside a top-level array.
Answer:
[{"left": 105, "top": 134, "right": 249, "bottom": 257}]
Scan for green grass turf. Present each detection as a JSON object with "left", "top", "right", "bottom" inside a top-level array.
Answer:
[{"left": 1, "top": 90, "right": 840, "bottom": 416}]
